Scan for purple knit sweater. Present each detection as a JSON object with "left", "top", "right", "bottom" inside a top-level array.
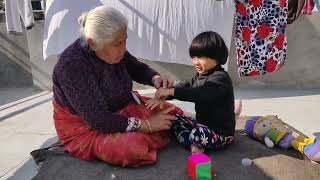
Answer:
[{"left": 53, "top": 38, "right": 158, "bottom": 133}]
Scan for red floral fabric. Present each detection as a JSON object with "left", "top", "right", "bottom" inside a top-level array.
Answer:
[{"left": 235, "top": 0, "right": 288, "bottom": 76}]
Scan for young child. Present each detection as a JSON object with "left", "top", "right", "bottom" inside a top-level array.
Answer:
[{"left": 147, "top": 31, "right": 236, "bottom": 154}]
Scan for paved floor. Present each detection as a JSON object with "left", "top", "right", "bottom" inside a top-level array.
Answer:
[{"left": 0, "top": 87, "right": 319, "bottom": 179}]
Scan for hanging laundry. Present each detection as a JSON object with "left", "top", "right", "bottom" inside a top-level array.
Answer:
[
  {"left": 234, "top": 0, "right": 288, "bottom": 77},
  {"left": 5, "top": 0, "right": 35, "bottom": 34},
  {"left": 43, "top": 0, "right": 235, "bottom": 68},
  {"left": 288, "top": 0, "right": 306, "bottom": 23},
  {"left": 315, "top": 0, "right": 320, "bottom": 11},
  {"left": 303, "top": 0, "right": 315, "bottom": 14}
]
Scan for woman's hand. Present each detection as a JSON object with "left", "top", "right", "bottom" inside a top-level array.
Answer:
[
  {"left": 145, "top": 98, "right": 165, "bottom": 110},
  {"left": 138, "top": 106, "right": 177, "bottom": 133},
  {"left": 152, "top": 75, "right": 174, "bottom": 89},
  {"left": 155, "top": 88, "right": 174, "bottom": 100}
]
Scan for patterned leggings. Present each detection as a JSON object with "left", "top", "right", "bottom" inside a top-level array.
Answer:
[{"left": 171, "top": 115, "right": 234, "bottom": 151}]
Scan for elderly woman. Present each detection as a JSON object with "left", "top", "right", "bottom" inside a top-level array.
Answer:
[{"left": 52, "top": 6, "right": 182, "bottom": 166}]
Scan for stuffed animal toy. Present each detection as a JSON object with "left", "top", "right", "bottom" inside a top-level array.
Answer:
[
  {"left": 291, "top": 135, "right": 320, "bottom": 162},
  {"left": 245, "top": 115, "right": 320, "bottom": 163},
  {"left": 244, "top": 115, "right": 295, "bottom": 149}
]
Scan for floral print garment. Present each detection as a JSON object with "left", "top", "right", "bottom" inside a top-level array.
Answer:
[
  {"left": 171, "top": 115, "right": 234, "bottom": 151},
  {"left": 235, "top": 0, "right": 288, "bottom": 77}
]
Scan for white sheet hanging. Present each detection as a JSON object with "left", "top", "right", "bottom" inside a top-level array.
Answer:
[
  {"left": 5, "top": 0, "right": 35, "bottom": 33},
  {"left": 43, "top": 0, "right": 235, "bottom": 66},
  {"left": 314, "top": 0, "right": 320, "bottom": 11}
]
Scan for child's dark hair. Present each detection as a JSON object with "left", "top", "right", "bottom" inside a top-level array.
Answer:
[{"left": 189, "top": 31, "right": 228, "bottom": 65}]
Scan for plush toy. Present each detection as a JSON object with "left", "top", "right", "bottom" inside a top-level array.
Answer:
[
  {"left": 291, "top": 135, "right": 320, "bottom": 162},
  {"left": 245, "top": 115, "right": 320, "bottom": 163},
  {"left": 244, "top": 115, "right": 295, "bottom": 149},
  {"left": 187, "top": 153, "right": 212, "bottom": 180}
]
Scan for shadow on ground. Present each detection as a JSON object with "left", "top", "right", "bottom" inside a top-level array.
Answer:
[
  {"left": 234, "top": 89, "right": 320, "bottom": 100},
  {"left": 0, "top": 86, "right": 43, "bottom": 106},
  {"left": 313, "top": 132, "right": 320, "bottom": 136}
]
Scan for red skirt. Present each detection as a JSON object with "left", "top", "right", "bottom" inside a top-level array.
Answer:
[{"left": 53, "top": 95, "right": 183, "bottom": 166}]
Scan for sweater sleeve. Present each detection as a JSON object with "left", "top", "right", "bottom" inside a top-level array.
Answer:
[
  {"left": 166, "top": 78, "right": 193, "bottom": 100},
  {"left": 173, "top": 80, "right": 192, "bottom": 88},
  {"left": 173, "top": 73, "right": 229, "bottom": 103},
  {"left": 56, "top": 60, "right": 129, "bottom": 133},
  {"left": 124, "top": 51, "right": 159, "bottom": 86}
]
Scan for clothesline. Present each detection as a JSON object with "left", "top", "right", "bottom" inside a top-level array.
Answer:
[{"left": 43, "top": 0, "right": 235, "bottom": 68}]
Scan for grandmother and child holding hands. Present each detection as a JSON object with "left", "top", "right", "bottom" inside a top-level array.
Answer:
[{"left": 52, "top": 6, "right": 241, "bottom": 166}]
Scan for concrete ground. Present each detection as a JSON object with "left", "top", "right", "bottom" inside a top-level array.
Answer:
[{"left": 0, "top": 87, "right": 319, "bottom": 180}]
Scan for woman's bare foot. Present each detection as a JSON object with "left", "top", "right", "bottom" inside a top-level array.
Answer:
[
  {"left": 191, "top": 144, "right": 204, "bottom": 154},
  {"left": 234, "top": 100, "right": 242, "bottom": 119}
]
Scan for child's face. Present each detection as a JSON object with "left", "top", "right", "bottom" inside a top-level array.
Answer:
[{"left": 192, "top": 57, "right": 218, "bottom": 74}]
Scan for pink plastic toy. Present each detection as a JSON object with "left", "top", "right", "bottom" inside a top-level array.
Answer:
[{"left": 187, "top": 153, "right": 212, "bottom": 180}]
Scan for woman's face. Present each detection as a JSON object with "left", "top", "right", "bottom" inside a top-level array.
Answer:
[{"left": 95, "top": 29, "right": 127, "bottom": 64}]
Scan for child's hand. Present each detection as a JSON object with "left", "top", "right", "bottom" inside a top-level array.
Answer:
[
  {"left": 152, "top": 75, "right": 174, "bottom": 89},
  {"left": 145, "top": 98, "right": 165, "bottom": 110},
  {"left": 155, "top": 88, "right": 174, "bottom": 100}
]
